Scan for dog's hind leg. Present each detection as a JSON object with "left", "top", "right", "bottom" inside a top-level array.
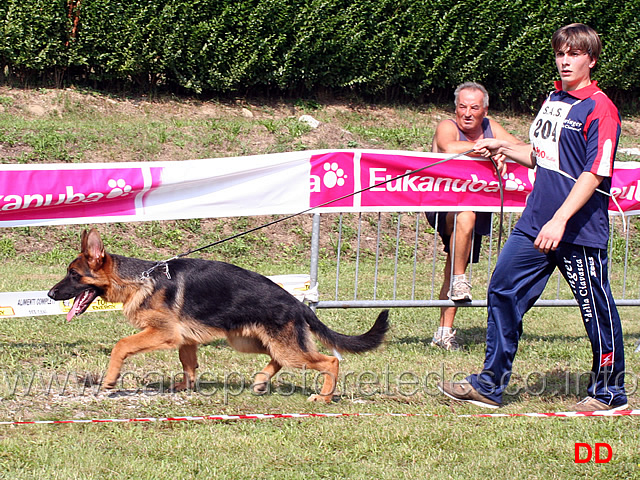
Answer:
[
  {"left": 303, "top": 353, "right": 340, "bottom": 404},
  {"left": 172, "top": 344, "right": 199, "bottom": 392},
  {"left": 103, "top": 328, "right": 178, "bottom": 389},
  {"left": 225, "top": 333, "right": 279, "bottom": 394},
  {"left": 252, "top": 359, "right": 282, "bottom": 394}
]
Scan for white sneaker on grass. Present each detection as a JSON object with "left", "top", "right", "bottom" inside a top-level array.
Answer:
[{"left": 430, "top": 330, "right": 461, "bottom": 351}]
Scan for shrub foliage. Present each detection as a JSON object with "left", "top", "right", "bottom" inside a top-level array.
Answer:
[{"left": 0, "top": 0, "right": 638, "bottom": 108}]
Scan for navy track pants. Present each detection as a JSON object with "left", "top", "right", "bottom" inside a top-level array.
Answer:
[{"left": 468, "top": 228, "right": 627, "bottom": 406}]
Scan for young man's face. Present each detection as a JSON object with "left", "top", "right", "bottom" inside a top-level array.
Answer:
[
  {"left": 555, "top": 45, "right": 596, "bottom": 91},
  {"left": 455, "top": 89, "right": 488, "bottom": 134}
]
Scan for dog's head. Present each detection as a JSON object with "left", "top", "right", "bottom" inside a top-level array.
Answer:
[{"left": 48, "top": 228, "right": 109, "bottom": 321}]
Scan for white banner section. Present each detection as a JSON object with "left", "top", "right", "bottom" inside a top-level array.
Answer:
[{"left": 0, "top": 275, "right": 316, "bottom": 319}]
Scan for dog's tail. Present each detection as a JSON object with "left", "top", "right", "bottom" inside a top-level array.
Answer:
[{"left": 305, "top": 309, "right": 389, "bottom": 354}]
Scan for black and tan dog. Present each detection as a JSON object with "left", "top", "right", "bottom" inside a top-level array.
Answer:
[{"left": 48, "top": 229, "right": 389, "bottom": 403}]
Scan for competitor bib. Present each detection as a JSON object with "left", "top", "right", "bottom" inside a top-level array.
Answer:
[{"left": 529, "top": 98, "right": 581, "bottom": 171}]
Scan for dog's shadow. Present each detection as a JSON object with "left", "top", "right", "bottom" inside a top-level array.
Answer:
[
  {"left": 77, "top": 373, "right": 318, "bottom": 399},
  {"left": 0, "top": 340, "right": 92, "bottom": 349}
]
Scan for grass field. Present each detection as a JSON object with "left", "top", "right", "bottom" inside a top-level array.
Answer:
[{"left": 1, "top": 86, "right": 640, "bottom": 479}]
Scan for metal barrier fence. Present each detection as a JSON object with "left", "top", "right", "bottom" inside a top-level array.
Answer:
[{"left": 308, "top": 211, "right": 639, "bottom": 309}]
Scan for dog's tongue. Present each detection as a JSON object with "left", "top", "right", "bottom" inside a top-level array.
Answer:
[
  {"left": 66, "top": 298, "right": 81, "bottom": 322},
  {"left": 65, "top": 289, "right": 98, "bottom": 321}
]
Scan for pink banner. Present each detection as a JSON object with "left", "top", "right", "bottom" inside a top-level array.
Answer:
[
  {"left": 310, "top": 152, "right": 533, "bottom": 211},
  {"left": 0, "top": 167, "right": 161, "bottom": 223},
  {"left": 309, "top": 151, "right": 639, "bottom": 214},
  {"left": 611, "top": 162, "right": 640, "bottom": 212}
]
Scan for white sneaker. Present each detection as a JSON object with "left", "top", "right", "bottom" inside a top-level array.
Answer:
[
  {"left": 449, "top": 280, "right": 472, "bottom": 301},
  {"left": 430, "top": 330, "right": 461, "bottom": 351}
]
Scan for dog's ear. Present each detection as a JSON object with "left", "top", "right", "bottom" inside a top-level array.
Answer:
[
  {"left": 82, "top": 229, "right": 105, "bottom": 270},
  {"left": 80, "top": 229, "right": 89, "bottom": 253}
]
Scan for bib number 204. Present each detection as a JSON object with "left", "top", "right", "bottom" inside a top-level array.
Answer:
[
  {"left": 533, "top": 118, "right": 558, "bottom": 142},
  {"left": 532, "top": 118, "right": 558, "bottom": 142}
]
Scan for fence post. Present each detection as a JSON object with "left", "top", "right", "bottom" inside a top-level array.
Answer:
[{"left": 309, "top": 213, "right": 321, "bottom": 312}]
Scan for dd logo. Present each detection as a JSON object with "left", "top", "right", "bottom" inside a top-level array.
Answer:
[{"left": 574, "top": 443, "right": 613, "bottom": 463}]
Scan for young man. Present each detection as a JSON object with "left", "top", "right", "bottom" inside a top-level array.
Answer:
[
  {"left": 428, "top": 82, "right": 524, "bottom": 351},
  {"left": 438, "top": 24, "right": 628, "bottom": 411}
]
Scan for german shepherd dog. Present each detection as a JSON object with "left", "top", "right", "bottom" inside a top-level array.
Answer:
[{"left": 48, "top": 229, "right": 389, "bottom": 403}]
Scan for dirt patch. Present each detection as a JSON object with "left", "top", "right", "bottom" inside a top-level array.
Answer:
[{"left": 0, "top": 143, "right": 33, "bottom": 162}]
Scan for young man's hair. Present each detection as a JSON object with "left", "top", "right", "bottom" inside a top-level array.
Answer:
[
  {"left": 551, "top": 23, "right": 602, "bottom": 60},
  {"left": 454, "top": 82, "right": 489, "bottom": 108}
]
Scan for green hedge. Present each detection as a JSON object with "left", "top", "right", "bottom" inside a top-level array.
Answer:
[{"left": 1, "top": 0, "right": 638, "bottom": 109}]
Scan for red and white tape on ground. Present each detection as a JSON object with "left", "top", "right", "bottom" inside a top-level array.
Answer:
[{"left": 2, "top": 409, "right": 639, "bottom": 426}]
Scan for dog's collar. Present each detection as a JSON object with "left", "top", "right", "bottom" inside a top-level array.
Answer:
[{"left": 140, "top": 259, "right": 174, "bottom": 281}]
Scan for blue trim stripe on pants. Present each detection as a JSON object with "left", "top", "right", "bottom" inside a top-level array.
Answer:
[{"left": 468, "top": 228, "right": 627, "bottom": 406}]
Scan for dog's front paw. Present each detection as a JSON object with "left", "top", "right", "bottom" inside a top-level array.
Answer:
[
  {"left": 251, "top": 381, "right": 270, "bottom": 395},
  {"left": 101, "top": 378, "right": 118, "bottom": 390},
  {"left": 170, "top": 380, "right": 191, "bottom": 392},
  {"left": 307, "top": 394, "right": 334, "bottom": 404}
]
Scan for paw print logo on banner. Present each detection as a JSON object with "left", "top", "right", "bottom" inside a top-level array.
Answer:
[
  {"left": 107, "top": 179, "right": 133, "bottom": 198},
  {"left": 502, "top": 173, "right": 526, "bottom": 192},
  {"left": 309, "top": 152, "right": 355, "bottom": 208},
  {"left": 323, "top": 162, "right": 348, "bottom": 189}
]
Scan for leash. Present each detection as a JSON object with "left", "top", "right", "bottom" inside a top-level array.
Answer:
[
  {"left": 140, "top": 148, "right": 508, "bottom": 279},
  {"left": 553, "top": 168, "right": 627, "bottom": 233},
  {"left": 489, "top": 157, "right": 505, "bottom": 256}
]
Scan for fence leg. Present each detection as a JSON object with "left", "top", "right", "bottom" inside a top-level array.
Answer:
[{"left": 309, "top": 213, "right": 321, "bottom": 312}]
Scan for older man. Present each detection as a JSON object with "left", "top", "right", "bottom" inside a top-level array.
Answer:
[{"left": 427, "top": 82, "right": 524, "bottom": 351}]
